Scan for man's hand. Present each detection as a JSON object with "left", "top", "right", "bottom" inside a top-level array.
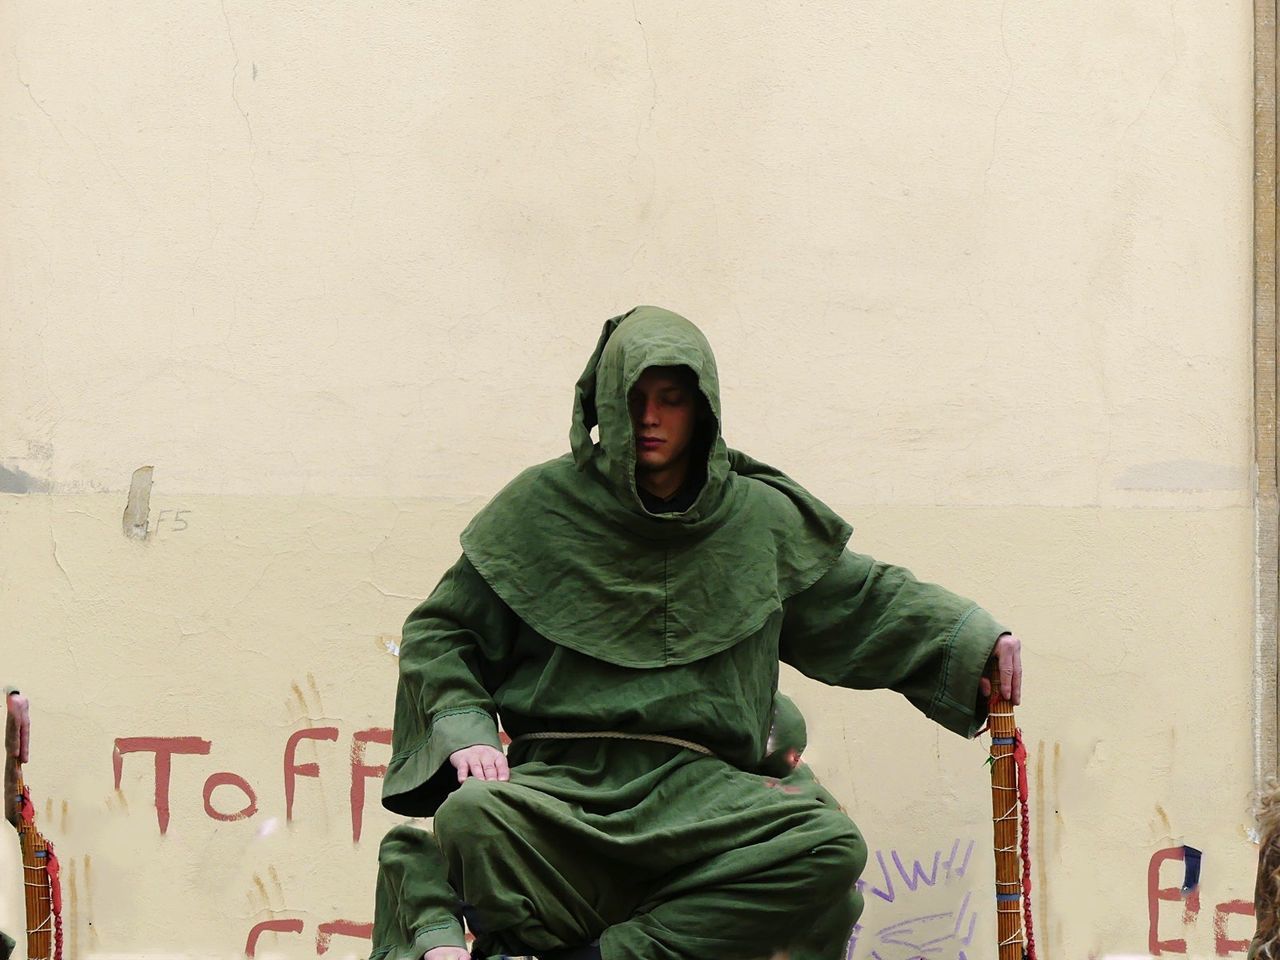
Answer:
[
  {"left": 6, "top": 692, "right": 29, "bottom": 763},
  {"left": 448, "top": 744, "right": 508, "bottom": 784},
  {"left": 422, "top": 947, "right": 470, "bottom": 960},
  {"left": 978, "top": 633, "right": 1022, "bottom": 706}
]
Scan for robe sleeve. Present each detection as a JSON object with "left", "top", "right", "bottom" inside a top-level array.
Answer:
[
  {"left": 381, "top": 554, "right": 519, "bottom": 817},
  {"left": 779, "top": 549, "right": 1008, "bottom": 738}
]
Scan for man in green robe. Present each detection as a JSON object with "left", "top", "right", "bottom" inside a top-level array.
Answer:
[{"left": 371, "top": 306, "right": 1023, "bottom": 960}]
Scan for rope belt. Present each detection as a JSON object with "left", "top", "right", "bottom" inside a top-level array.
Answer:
[{"left": 508, "top": 730, "right": 716, "bottom": 757}]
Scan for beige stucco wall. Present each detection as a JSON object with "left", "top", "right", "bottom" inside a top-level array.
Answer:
[{"left": 0, "top": 2, "right": 1257, "bottom": 958}]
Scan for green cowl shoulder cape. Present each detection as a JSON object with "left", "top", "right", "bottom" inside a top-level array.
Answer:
[{"left": 459, "top": 306, "right": 852, "bottom": 669}]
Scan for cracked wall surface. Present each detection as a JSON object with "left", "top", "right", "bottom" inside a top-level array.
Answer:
[{"left": 0, "top": 1, "right": 1258, "bottom": 957}]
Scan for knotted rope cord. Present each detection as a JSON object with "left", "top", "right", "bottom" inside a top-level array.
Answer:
[
  {"left": 47, "top": 838, "right": 64, "bottom": 960},
  {"left": 508, "top": 730, "right": 716, "bottom": 757},
  {"left": 988, "top": 681, "right": 1037, "bottom": 960}
]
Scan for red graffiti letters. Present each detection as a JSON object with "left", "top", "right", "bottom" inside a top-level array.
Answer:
[
  {"left": 1147, "top": 847, "right": 1254, "bottom": 956},
  {"left": 1215, "top": 900, "right": 1254, "bottom": 956},
  {"left": 315, "top": 920, "right": 374, "bottom": 955},
  {"left": 113, "top": 737, "right": 213, "bottom": 835},
  {"left": 113, "top": 725, "right": 392, "bottom": 841},
  {"left": 350, "top": 727, "right": 393, "bottom": 843},
  {"left": 245, "top": 919, "right": 306, "bottom": 957},
  {"left": 244, "top": 918, "right": 373, "bottom": 957},
  {"left": 203, "top": 771, "right": 259, "bottom": 821},
  {"left": 285, "top": 726, "right": 340, "bottom": 821}
]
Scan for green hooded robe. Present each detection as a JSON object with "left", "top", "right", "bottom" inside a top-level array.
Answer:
[{"left": 371, "top": 306, "right": 1007, "bottom": 960}]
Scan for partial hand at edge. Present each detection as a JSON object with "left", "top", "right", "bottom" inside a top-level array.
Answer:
[
  {"left": 448, "top": 743, "right": 509, "bottom": 784},
  {"left": 7, "top": 693, "right": 29, "bottom": 763},
  {"left": 978, "top": 632, "right": 1023, "bottom": 706},
  {"left": 422, "top": 947, "right": 470, "bottom": 960}
]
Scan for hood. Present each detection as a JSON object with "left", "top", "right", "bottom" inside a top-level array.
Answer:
[
  {"left": 458, "top": 305, "right": 852, "bottom": 668},
  {"left": 571, "top": 305, "right": 730, "bottom": 520}
]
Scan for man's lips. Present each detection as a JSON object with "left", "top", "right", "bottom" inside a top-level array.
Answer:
[{"left": 637, "top": 438, "right": 663, "bottom": 448}]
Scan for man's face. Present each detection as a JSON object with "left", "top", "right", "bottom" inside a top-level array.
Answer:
[{"left": 628, "top": 366, "right": 698, "bottom": 478}]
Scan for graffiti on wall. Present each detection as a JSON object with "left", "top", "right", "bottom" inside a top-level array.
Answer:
[
  {"left": 113, "top": 724, "right": 394, "bottom": 954},
  {"left": 109, "top": 723, "right": 1261, "bottom": 958},
  {"left": 1148, "top": 846, "right": 1253, "bottom": 957},
  {"left": 847, "top": 838, "right": 979, "bottom": 959},
  {"left": 112, "top": 726, "right": 392, "bottom": 841},
  {"left": 112, "top": 722, "right": 992, "bottom": 957}
]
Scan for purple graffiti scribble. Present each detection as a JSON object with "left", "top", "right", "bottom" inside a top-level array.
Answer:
[
  {"left": 942, "top": 839, "right": 974, "bottom": 880},
  {"left": 869, "top": 849, "right": 896, "bottom": 903},
  {"left": 847, "top": 877, "right": 977, "bottom": 960},
  {"left": 950, "top": 892, "right": 976, "bottom": 945},
  {"left": 860, "top": 839, "right": 976, "bottom": 907},
  {"left": 846, "top": 923, "right": 861, "bottom": 959},
  {"left": 890, "top": 850, "right": 941, "bottom": 892},
  {"left": 878, "top": 911, "right": 952, "bottom": 952}
]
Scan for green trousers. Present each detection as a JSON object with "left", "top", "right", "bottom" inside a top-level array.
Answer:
[{"left": 371, "top": 743, "right": 865, "bottom": 960}]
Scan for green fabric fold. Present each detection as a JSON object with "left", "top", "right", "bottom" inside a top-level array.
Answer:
[
  {"left": 384, "top": 707, "right": 501, "bottom": 817},
  {"left": 368, "top": 919, "right": 467, "bottom": 960},
  {"left": 779, "top": 550, "right": 1004, "bottom": 739},
  {"left": 925, "top": 605, "right": 1008, "bottom": 737},
  {"left": 372, "top": 824, "right": 468, "bottom": 957},
  {"left": 384, "top": 554, "right": 519, "bottom": 817}
]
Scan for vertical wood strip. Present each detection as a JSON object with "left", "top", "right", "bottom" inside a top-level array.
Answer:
[{"left": 1255, "top": 0, "right": 1279, "bottom": 789}]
